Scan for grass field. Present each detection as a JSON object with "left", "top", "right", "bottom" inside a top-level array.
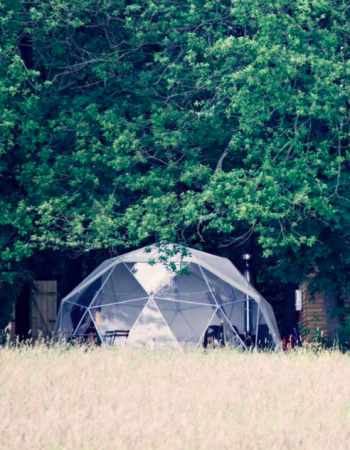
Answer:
[{"left": 1, "top": 345, "right": 350, "bottom": 450}]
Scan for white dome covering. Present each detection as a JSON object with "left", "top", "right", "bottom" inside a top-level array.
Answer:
[{"left": 55, "top": 245, "right": 281, "bottom": 350}]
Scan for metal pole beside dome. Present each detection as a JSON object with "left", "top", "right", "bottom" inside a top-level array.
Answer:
[{"left": 242, "top": 253, "right": 252, "bottom": 337}]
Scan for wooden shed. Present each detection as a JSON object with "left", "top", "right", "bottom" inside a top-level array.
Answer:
[
  {"left": 298, "top": 278, "right": 350, "bottom": 344},
  {"left": 298, "top": 278, "right": 328, "bottom": 343}
]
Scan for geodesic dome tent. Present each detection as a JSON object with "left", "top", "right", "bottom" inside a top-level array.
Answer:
[{"left": 55, "top": 245, "right": 281, "bottom": 350}]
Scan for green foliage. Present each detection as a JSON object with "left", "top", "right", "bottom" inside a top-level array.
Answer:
[
  {"left": 338, "top": 315, "right": 350, "bottom": 349},
  {"left": 332, "top": 306, "right": 350, "bottom": 348},
  {"left": 146, "top": 242, "right": 191, "bottom": 273},
  {"left": 1, "top": 0, "right": 350, "bottom": 320}
]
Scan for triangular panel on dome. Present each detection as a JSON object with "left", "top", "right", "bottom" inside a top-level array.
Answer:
[
  {"left": 201, "top": 267, "right": 246, "bottom": 305},
  {"left": 225, "top": 329, "right": 245, "bottom": 348},
  {"left": 192, "top": 254, "right": 257, "bottom": 300},
  {"left": 90, "top": 299, "right": 148, "bottom": 345},
  {"left": 220, "top": 301, "right": 254, "bottom": 336},
  {"left": 57, "top": 301, "right": 87, "bottom": 334},
  {"left": 65, "top": 267, "right": 114, "bottom": 307},
  {"left": 255, "top": 306, "right": 276, "bottom": 349},
  {"left": 73, "top": 257, "right": 118, "bottom": 292},
  {"left": 74, "top": 310, "right": 101, "bottom": 344},
  {"left": 91, "top": 263, "right": 148, "bottom": 307},
  {"left": 125, "top": 262, "right": 176, "bottom": 295},
  {"left": 217, "top": 310, "right": 246, "bottom": 349},
  {"left": 259, "top": 299, "right": 280, "bottom": 348},
  {"left": 126, "top": 299, "right": 179, "bottom": 349},
  {"left": 155, "top": 263, "right": 217, "bottom": 305},
  {"left": 74, "top": 309, "right": 92, "bottom": 334},
  {"left": 155, "top": 299, "right": 217, "bottom": 348}
]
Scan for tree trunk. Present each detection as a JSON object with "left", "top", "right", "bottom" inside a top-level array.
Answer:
[{"left": 323, "top": 290, "right": 343, "bottom": 345}]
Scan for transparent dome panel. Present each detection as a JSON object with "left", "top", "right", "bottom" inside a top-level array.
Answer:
[
  {"left": 215, "top": 308, "right": 245, "bottom": 348},
  {"left": 74, "top": 310, "right": 101, "bottom": 344},
  {"left": 202, "top": 310, "right": 245, "bottom": 349},
  {"left": 91, "top": 263, "right": 148, "bottom": 307},
  {"left": 90, "top": 299, "right": 148, "bottom": 344},
  {"left": 155, "top": 299, "right": 217, "bottom": 348},
  {"left": 126, "top": 299, "right": 179, "bottom": 349},
  {"left": 66, "top": 268, "right": 113, "bottom": 307},
  {"left": 155, "top": 263, "right": 216, "bottom": 306},
  {"left": 201, "top": 268, "right": 246, "bottom": 305},
  {"left": 256, "top": 309, "right": 275, "bottom": 349},
  {"left": 58, "top": 301, "right": 87, "bottom": 334},
  {"left": 223, "top": 300, "right": 258, "bottom": 332},
  {"left": 73, "top": 258, "right": 117, "bottom": 292},
  {"left": 126, "top": 262, "right": 177, "bottom": 295}
]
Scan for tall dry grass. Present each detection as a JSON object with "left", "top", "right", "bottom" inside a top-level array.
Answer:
[{"left": 0, "top": 345, "right": 350, "bottom": 450}]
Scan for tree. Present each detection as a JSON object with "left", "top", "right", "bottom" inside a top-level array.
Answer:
[{"left": 1, "top": 0, "right": 350, "bottom": 341}]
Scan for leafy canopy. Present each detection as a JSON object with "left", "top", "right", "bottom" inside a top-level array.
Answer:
[{"left": 1, "top": 0, "right": 350, "bottom": 305}]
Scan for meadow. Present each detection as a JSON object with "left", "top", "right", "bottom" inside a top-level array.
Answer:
[{"left": 1, "top": 345, "right": 350, "bottom": 450}]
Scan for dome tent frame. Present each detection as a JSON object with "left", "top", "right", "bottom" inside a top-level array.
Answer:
[{"left": 55, "top": 245, "right": 282, "bottom": 350}]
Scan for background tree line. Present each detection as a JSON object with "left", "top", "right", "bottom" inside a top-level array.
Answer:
[{"left": 1, "top": 0, "right": 350, "bottom": 342}]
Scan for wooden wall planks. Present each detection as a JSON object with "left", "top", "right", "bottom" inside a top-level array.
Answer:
[
  {"left": 299, "top": 279, "right": 327, "bottom": 342},
  {"left": 31, "top": 281, "right": 58, "bottom": 338}
]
